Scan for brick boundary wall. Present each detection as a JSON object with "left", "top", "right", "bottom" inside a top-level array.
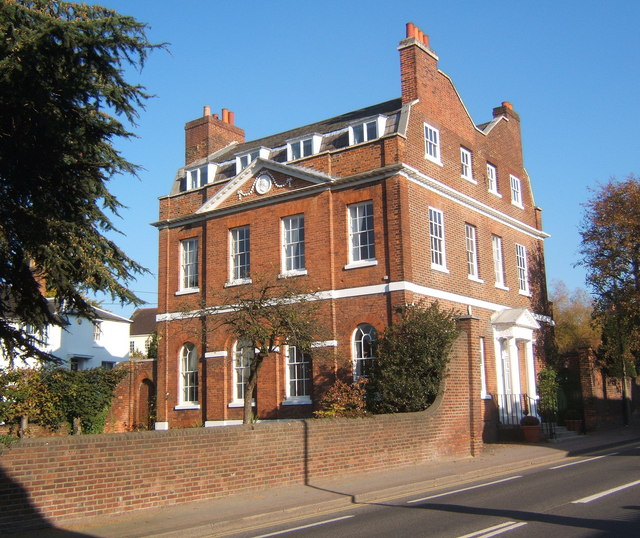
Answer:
[{"left": 0, "top": 319, "right": 482, "bottom": 531}]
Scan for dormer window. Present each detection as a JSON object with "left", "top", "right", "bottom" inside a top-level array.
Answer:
[
  {"left": 287, "top": 134, "right": 321, "bottom": 161},
  {"left": 236, "top": 147, "right": 270, "bottom": 174},
  {"left": 349, "top": 116, "right": 386, "bottom": 146},
  {"left": 185, "top": 164, "right": 213, "bottom": 191}
]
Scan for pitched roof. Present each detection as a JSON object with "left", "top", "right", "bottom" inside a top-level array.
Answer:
[
  {"left": 216, "top": 98, "right": 403, "bottom": 161},
  {"left": 172, "top": 98, "right": 405, "bottom": 193},
  {"left": 130, "top": 307, "right": 158, "bottom": 336}
]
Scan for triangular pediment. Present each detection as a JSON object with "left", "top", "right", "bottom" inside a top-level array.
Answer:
[
  {"left": 196, "top": 158, "right": 333, "bottom": 214},
  {"left": 491, "top": 307, "right": 540, "bottom": 330}
]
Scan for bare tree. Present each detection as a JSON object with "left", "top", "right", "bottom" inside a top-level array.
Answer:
[{"left": 180, "top": 277, "right": 324, "bottom": 424}]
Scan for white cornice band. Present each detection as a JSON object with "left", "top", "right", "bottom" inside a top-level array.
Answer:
[{"left": 157, "top": 280, "right": 550, "bottom": 323}]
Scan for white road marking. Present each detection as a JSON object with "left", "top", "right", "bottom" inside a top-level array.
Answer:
[
  {"left": 253, "top": 515, "right": 354, "bottom": 537},
  {"left": 407, "top": 476, "right": 523, "bottom": 503},
  {"left": 458, "top": 521, "right": 527, "bottom": 538},
  {"left": 550, "top": 452, "right": 619, "bottom": 469},
  {"left": 572, "top": 479, "right": 640, "bottom": 504}
]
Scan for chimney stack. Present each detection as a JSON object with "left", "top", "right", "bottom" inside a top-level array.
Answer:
[
  {"left": 492, "top": 101, "right": 520, "bottom": 121},
  {"left": 185, "top": 106, "right": 245, "bottom": 165},
  {"left": 399, "top": 22, "right": 438, "bottom": 104}
]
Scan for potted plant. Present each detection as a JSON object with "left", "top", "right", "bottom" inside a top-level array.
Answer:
[{"left": 520, "top": 414, "right": 541, "bottom": 442}]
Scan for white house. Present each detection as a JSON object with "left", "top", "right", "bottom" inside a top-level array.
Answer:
[{"left": 2, "top": 300, "right": 132, "bottom": 370}]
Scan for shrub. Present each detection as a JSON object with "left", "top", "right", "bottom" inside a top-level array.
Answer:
[
  {"left": 537, "top": 366, "right": 559, "bottom": 421},
  {"left": 43, "top": 367, "right": 126, "bottom": 433},
  {"left": 0, "top": 368, "right": 62, "bottom": 432},
  {"left": 314, "top": 379, "right": 368, "bottom": 418},
  {"left": 366, "top": 301, "right": 459, "bottom": 414}
]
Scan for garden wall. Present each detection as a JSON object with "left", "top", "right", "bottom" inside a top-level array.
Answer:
[{"left": 0, "top": 317, "right": 483, "bottom": 531}]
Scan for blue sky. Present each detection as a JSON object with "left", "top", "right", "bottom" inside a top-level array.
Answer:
[{"left": 93, "top": 0, "right": 639, "bottom": 317}]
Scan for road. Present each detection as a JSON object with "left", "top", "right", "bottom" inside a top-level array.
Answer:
[{"left": 227, "top": 443, "right": 640, "bottom": 537}]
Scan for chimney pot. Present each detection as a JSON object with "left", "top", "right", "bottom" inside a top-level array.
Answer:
[
  {"left": 228, "top": 111, "right": 235, "bottom": 126},
  {"left": 222, "top": 108, "right": 229, "bottom": 123},
  {"left": 417, "top": 29, "right": 424, "bottom": 43},
  {"left": 203, "top": 105, "right": 211, "bottom": 117},
  {"left": 502, "top": 101, "right": 513, "bottom": 110},
  {"left": 213, "top": 113, "right": 219, "bottom": 120},
  {"left": 422, "top": 33, "right": 430, "bottom": 47},
  {"left": 406, "top": 22, "right": 416, "bottom": 39}
]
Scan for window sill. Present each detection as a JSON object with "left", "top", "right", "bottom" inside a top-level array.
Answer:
[
  {"left": 468, "top": 276, "right": 484, "bottom": 284},
  {"left": 278, "top": 269, "right": 308, "bottom": 279},
  {"left": 489, "top": 190, "right": 502, "bottom": 198},
  {"left": 431, "top": 264, "right": 450, "bottom": 274},
  {"left": 282, "top": 398, "right": 312, "bottom": 406},
  {"left": 462, "top": 176, "right": 477, "bottom": 185},
  {"left": 175, "top": 288, "right": 199, "bottom": 296},
  {"left": 204, "top": 350, "right": 227, "bottom": 359},
  {"left": 511, "top": 201, "right": 524, "bottom": 210},
  {"left": 225, "top": 278, "right": 252, "bottom": 288},
  {"left": 481, "top": 394, "right": 493, "bottom": 400},
  {"left": 344, "top": 260, "right": 378, "bottom": 270},
  {"left": 425, "top": 155, "right": 444, "bottom": 167},
  {"left": 518, "top": 289, "right": 532, "bottom": 297},
  {"left": 174, "top": 403, "right": 200, "bottom": 410},
  {"left": 228, "top": 401, "right": 255, "bottom": 408},
  {"left": 494, "top": 283, "right": 509, "bottom": 291}
]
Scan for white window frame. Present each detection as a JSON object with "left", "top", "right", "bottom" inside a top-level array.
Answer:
[
  {"left": 349, "top": 116, "right": 386, "bottom": 146},
  {"left": 179, "top": 238, "right": 199, "bottom": 292},
  {"left": 510, "top": 174, "right": 523, "bottom": 208},
  {"left": 487, "top": 163, "right": 500, "bottom": 196},
  {"left": 229, "top": 226, "right": 251, "bottom": 285},
  {"left": 424, "top": 122, "right": 442, "bottom": 164},
  {"left": 93, "top": 322, "right": 102, "bottom": 343},
  {"left": 287, "top": 134, "right": 321, "bottom": 161},
  {"left": 284, "top": 345, "right": 311, "bottom": 404},
  {"left": 26, "top": 324, "right": 48, "bottom": 346},
  {"left": 186, "top": 163, "right": 214, "bottom": 190},
  {"left": 465, "top": 224, "right": 482, "bottom": 282},
  {"left": 231, "top": 338, "right": 254, "bottom": 405},
  {"left": 460, "top": 147, "right": 475, "bottom": 183},
  {"left": 235, "top": 147, "right": 269, "bottom": 174},
  {"left": 428, "top": 207, "right": 448, "bottom": 272},
  {"left": 353, "top": 324, "right": 376, "bottom": 380},
  {"left": 177, "top": 343, "right": 199, "bottom": 408},
  {"left": 492, "top": 235, "right": 508, "bottom": 289},
  {"left": 346, "top": 201, "right": 377, "bottom": 269},
  {"left": 516, "top": 243, "right": 530, "bottom": 295},
  {"left": 281, "top": 214, "right": 306, "bottom": 276}
]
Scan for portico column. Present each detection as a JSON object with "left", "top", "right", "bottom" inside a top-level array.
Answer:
[
  {"left": 525, "top": 339, "right": 537, "bottom": 398},
  {"left": 508, "top": 337, "right": 521, "bottom": 395}
]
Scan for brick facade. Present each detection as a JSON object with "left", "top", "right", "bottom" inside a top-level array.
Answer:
[
  {"left": 154, "top": 24, "right": 552, "bottom": 433},
  {"left": 0, "top": 321, "right": 480, "bottom": 530}
]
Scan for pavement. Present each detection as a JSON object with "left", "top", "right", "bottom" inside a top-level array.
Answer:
[{"left": 15, "top": 423, "right": 640, "bottom": 538}]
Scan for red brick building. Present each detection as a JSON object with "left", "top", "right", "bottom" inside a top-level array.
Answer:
[{"left": 153, "top": 23, "right": 553, "bottom": 430}]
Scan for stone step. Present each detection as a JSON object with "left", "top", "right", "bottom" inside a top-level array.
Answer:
[{"left": 547, "top": 425, "right": 581, "bottom": 443}]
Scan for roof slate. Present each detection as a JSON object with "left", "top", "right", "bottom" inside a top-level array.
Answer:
[
  {"left": 214, "top": 98, "right": 403, "bottom": 163},
  {"left": 130, "top": 307, "right": 158, "bottom": 336}
]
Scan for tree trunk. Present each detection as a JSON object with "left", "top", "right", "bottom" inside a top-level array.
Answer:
[
  {"left": 243, "top": 354, "right": 264, "bottom": 424},
  {"left": 19, "top": 415, "right": 28, "bottom": 438}
]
